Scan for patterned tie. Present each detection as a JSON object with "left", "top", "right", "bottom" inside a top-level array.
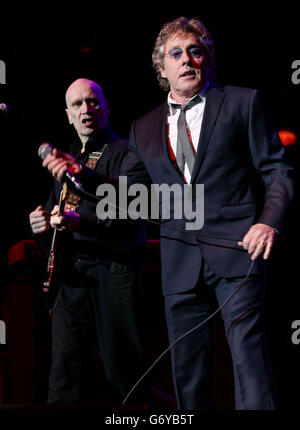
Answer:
[{"left": 173, "top": 95, "right": 202, "bottom": 176}]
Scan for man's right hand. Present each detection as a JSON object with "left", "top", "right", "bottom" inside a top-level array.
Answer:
[
  {"left": 29, "top": 205, "right": 50, "bottom": 234},
  {"left": 42, "top": 148, "right": 81, "bottom": 183}
]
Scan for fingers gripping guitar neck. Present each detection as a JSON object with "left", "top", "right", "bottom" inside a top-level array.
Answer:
[{"left": 43, "top": 183, "right": 68, "bottom": 293}]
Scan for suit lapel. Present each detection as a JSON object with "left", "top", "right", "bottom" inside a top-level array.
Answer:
[
  {"left": 157, "top": 102, "right": 186, "bottom": 183},
  {"left": 191, "top": 84, "right": 226, "bottom": 183}
]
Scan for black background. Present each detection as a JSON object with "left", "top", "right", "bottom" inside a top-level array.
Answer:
[
  {"left": 1, "top": 4, "right": 299, "bottom": 246},
  {"left": 1, "top": 3, "right": 300, "bottom": 411}
]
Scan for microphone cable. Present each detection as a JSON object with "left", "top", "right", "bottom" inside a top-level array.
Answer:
[
  {"left": 63, "top": 178, "right": 258, "bottom": 404},
  {"left": 122, "top": 259, "right": 255, "bottom": 405},
  {"left": 75, "top": 183, "right": 244, "bottom": 245}
]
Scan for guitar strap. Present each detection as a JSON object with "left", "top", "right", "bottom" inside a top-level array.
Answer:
[{"left": 64, "top": 144, "right": 108, "bottom": 212}]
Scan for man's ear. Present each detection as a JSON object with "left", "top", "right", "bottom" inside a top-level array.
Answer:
[
  {"left": 65, "top": 108, "right": 73, "bottom": 125},
  {"left": 160, "top": 66, "right": 167, "bottom": 79}
]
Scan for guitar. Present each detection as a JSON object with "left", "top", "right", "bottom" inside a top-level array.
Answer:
[{"left": 43, "top": 182, "right": 67, "bottom": 305}]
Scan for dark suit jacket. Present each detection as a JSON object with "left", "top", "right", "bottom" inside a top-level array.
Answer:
[{"left": 120, "top": 83, "right": 294, "bottom": 295}]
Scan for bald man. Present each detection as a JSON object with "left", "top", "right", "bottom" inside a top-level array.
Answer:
[{"left": 29, "top": 79, "right": 149, "bottom": 406}]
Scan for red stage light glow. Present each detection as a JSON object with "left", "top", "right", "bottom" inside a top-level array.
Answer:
[
  {"left": 278, "top": 130, "right": 297, "bottom": 146},
  {"left": 80, "top": 46, "right": 92, "bottom": 53}
]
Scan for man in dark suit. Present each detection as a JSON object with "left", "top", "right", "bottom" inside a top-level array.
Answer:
[
  {"left": 29, "top": 78, "right": 149, "bottom": 405},
  {"left": 42, "top": 18, "right": 294, "bottom": 410}
]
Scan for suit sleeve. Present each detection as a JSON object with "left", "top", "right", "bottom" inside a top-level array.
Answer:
[
  {"left": 248, "top": 90, "right": 295, "bottom": 236},
  {"left": 77, "top": 124, "right": 151, "bottom": 193},
  {"left": 76, "top": 137, "right": 148, "bottom": 242},
  {"left": 120, "top": 121, "right": 152, "bottom": 188}
]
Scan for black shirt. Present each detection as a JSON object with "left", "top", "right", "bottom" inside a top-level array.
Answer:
[{"left": 43, "top": 126, "right": 146, "bottom": 261}]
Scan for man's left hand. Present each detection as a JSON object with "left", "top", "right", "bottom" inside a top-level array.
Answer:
[
  {"left": 50, "top": 205, "right": 81, "bottom": 232},
  {"left": 237, "top": 223, "right": 277, "bottom": 260}
]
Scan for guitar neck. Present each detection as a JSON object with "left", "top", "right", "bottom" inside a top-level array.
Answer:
[
  {"left": 47, "top": 183, "right": 68, "bottom": 267},
  {"left": 58, "top": 182, "right": 67, "bottom": 215}
]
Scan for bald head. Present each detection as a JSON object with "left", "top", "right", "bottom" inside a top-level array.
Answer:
[
  {"left": 65, "top": 78, "right": 109, "bottom": 146},
  {"left": 65, "top": 78, "right": 105, "bottom": 108}
]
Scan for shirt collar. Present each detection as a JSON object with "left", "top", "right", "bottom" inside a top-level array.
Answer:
[
  {"left": 70, "top": 125, "right": 118, "bottom": 158},
  {"left": 167, "top": 79, "right": 210, "bottom": 114}
]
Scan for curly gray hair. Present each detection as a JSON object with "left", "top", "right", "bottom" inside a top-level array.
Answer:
[{"left": 152, "top": 17, "right": 216, "bottom": 91}]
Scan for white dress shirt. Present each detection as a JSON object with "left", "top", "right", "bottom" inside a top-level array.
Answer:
[{"left": 166, "top": 81, "right": 209, "bottom": 183}]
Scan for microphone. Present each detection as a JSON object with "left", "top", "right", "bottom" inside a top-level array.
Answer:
[
  {"left": 38, "top": 142, "right": 83, "bottom": 192},
  {"left": 0, "top": 103, "right": 9, "bottom": 115}
]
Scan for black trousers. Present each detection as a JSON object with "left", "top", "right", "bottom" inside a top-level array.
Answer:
[
  {"left": 48, "top": 255, "right": 149, "bottom": 405},
  {"left": 164, "top": 260, "right": 276, "bottom": 410}
]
